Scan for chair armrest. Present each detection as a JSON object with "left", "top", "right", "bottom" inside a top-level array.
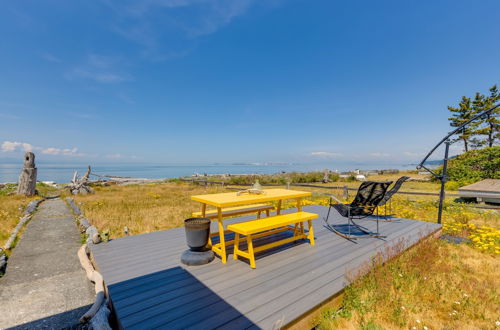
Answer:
[{"left": 329, "top": 195, "right": 345, "bottom": 205}]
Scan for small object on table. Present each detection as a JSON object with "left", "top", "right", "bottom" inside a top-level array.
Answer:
[
  {"left": 237, "top": 180, "right": 265, "bottom": 196},
  {"left": 181, "top": 218, "right": 214, "bottom": 266}
]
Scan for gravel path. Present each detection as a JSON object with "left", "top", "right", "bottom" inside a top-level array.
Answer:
[{"left": 0, "top": 198, "right": 95, "bottom": 329}]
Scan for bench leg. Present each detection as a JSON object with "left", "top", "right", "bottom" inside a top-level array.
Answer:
[
  {"left": 233, "top": 233, "right": 240, "bottom": 260},
  {"left": 247, "top": 235, "right": 256, "bottom": 269},
  {"left": 217, "top": 220, "right": 227, "bottom": 264},
  {"left": 307, "top": 220, "right": 315, "bottom": 246},
  {"left": 265, "top": 209, "right": 270, "bottom": 217},
  {"left": 257, "top": 211, "right": 261, "bottom": 219}
]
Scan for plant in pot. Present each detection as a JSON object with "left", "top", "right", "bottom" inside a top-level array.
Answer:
[{"left": 181, "top": 218, "right": 215, "bottom": 265}]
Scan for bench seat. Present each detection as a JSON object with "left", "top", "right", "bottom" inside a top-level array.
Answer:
[
  {"left": 192, "top": 203, "right": 274, "bottom": 220},
  {"left": 228, "top": 211, "right": 317, "bottom": 268}
]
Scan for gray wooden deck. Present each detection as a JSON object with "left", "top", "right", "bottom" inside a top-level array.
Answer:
[{"left": 90, "top": 205, "right": 441, "bottom": 329}]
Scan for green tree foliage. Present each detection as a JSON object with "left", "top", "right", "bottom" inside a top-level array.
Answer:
[
  {"left": 447, "top": 96, "right": 476, "bottom": 151},
  {"left": 437, "top": 146, "right": 500, "bottom": 186},
  {"left": 448, "top": 85, "right": 499, "bottom": 151},
  {"left": 473, "top": 85, "right": 500, "bottom": 147}
]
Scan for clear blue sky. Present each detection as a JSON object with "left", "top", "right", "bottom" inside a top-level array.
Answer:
[{"left": 1, "top": 0, "right": 499, "bottom": 165}]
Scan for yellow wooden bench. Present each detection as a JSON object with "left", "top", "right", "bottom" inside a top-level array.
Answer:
[
  {"left": 192, "top": 203, "right": 274, "bottom": 220},
  {"left": 228, "top": 211, "right": 317, "bottom": 268}
]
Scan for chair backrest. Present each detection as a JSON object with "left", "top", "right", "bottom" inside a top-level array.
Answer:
[
  {"left": 350, "top": 181, "right": 392, "bottom": 214},
  {"left": 378, "top": 176, "right": 410, "bottom": 206}
]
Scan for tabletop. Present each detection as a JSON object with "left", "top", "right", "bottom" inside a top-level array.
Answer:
[{"left": 191, "top": 188, "right": 311, "bottom": 208}]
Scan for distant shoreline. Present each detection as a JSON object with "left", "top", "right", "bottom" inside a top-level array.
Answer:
[{"left": 0, "top": 165, "right": 422, "bottom": 185}]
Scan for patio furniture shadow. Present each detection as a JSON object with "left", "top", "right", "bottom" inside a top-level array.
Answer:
[
  {"left": 323, "top": 217, "right": 388, "bottom": 242},
  {"left": 106, "top": 266, "right": 257, "bottom": 329}
]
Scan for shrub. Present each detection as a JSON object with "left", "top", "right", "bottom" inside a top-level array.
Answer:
[{"left": 435, "top": 146, "right": 500, "bottom": 187}]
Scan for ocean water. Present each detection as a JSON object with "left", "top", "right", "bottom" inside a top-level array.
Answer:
[{"left": 0, "top": 162, "right": 417, "bottom": 184}]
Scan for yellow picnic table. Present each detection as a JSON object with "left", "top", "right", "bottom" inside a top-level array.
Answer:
[{"left": 191, "top": 188, "right": 312, "bottom": 264}]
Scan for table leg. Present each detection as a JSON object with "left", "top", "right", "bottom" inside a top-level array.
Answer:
[
  {"left": 217, "top": 207, "right": 227, "bottom": 264},
  {"left": 277, "top": 200, "right": 282, "bottom": 215},
  {"left": 296, "top": 198, "right": 302, "bottom": 212}
]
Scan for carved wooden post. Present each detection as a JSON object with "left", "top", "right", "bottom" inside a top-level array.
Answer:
[
  {"left": 17, "top": 152, "right": 37, "bottom": 196},
  {"left": 343, "top": 185, "right": 349, "bottom": 200},
  {"left": 322, "top": 169, "right": 330, "bottom": 183}
]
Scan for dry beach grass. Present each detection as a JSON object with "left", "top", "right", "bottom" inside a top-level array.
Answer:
[
  {"left": 72, "top": 182, "right": 227, "bottom": 238},
  {"left": 316, "top": 238, "right": 500, "bottom": 329},
  {"left": 0, "top": 195, "right": 37, "bottom": 249}
]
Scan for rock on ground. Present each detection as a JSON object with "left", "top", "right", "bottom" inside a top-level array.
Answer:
[{"left": 0, "top": 198, "right": 95, "bottom": 329}]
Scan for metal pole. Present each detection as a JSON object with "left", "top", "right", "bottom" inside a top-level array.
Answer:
[{"left": 437, "top": 140, "right": 450, "bottom": 224}]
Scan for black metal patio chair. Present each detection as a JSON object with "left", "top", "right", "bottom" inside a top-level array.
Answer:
[
  {"left": 324, "top": 181, "right": 392, "bottom": 239},
  {"left": 376, "top": 176, "right": 410, "bottom": 220}
]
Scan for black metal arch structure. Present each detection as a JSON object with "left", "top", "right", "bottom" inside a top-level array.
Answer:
[{"left": 417, "top": 104, "right": 500, "bottom": 224}]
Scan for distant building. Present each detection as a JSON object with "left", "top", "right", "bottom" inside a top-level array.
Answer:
[{"left": 458, "top": 179, "right": 500, "bottom": 204}]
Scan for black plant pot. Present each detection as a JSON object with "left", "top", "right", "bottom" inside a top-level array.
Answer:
[{"left": 184, "top": 218, "right": 211, "bottom": 251}]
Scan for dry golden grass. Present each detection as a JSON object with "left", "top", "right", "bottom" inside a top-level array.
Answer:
[
  {"left": 317, "top": 238, "right": 500, "bottom": 329},
  {"left": 0, "top": 195, "right": 38, "bottom": 249},
  {"left": 73, "top": 182, "right": 227, "bottom": 238}
]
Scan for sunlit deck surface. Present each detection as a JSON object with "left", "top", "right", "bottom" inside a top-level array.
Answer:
[{"left": 90, "top": 205, "right": 441, "bottom": 329}]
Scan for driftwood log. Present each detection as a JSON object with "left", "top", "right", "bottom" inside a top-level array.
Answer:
[
  {"left": 90, "top": 300, "right": 111, "bottom": 330},
  {"left": 86, "top": 226, "right": 101, "bottom": 244},
  {"left": 0, "top": 249, "right": 6, "bottom": 273},
  {"left": 67, "top": 166, "right": 93, "bottom": 195},
  {"left": 17, "top": 152, "right": 37, "bottom": 196},
  {"left": 3, "top": 199, "right": 44, "bottom": 250},
  {"left": 66, "top": 197, "right": 82, "bottom": 216},
  {"left": 79, "top": 217, "right": 92, "bottom": 232},
  {"left": 78, "top": 245, "right": 108, "bottom": 327}
]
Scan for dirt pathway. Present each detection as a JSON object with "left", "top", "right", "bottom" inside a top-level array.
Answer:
[{"left": 0, "top": 198, "right": 94, "bottom": 329}]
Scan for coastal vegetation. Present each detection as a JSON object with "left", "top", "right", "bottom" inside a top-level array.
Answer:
[
  {"left": 317, "top": 237, "right": 499, "bottom": 329},
  {"left": 436, "top": 146, "right": 500, "bottom": 187}
]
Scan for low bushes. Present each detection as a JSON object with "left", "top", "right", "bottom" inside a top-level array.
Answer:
[{"left": 436, "top": 146, "right": 500, "bottom": 187}]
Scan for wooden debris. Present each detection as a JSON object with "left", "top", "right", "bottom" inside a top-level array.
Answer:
[
  {"left": 0, "top": 249, "right": 6, "bottom": 273},
  {"left": 66, "top": 197, "right": 82, "bottom": 216},
  {"left": 86, "top": 226, "right": 101, "bottom": 244},
  {"left": 24, "top": 199, "right": 43, "bottom": 215},
  {"left": 78, "top": 245, "right": 108, "bottom": 326},
  {"left": 4, "top": 215, "right": 31, "bottom": 250},
  {"left": 79, "top": 217, "right": 92, "bottom": 232},
  {"left": 17, "top": 152, "right": 37, "bottom": 196},
  {"left": 89, "top": 299, "right": 111, "bottom": 330},
  {"left": 67, "top": 166, "right": 94, "bottom": 195}
]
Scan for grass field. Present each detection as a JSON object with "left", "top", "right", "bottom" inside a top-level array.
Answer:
[
  {"left": 316, "top": 237, "right": 500, "bottom": 329},
  {"left": 0, "top": 183, "right": 57, "bottom": 250},
  {"left": 71, "top": 183, "right": 226, "bottom": 238}
]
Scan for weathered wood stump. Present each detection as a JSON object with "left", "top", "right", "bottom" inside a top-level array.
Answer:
[{"left": 17, "top": 152, "right": 37, "bottom": 196}]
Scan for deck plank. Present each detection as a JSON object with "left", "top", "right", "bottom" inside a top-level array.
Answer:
[{"left": 90, "top": 205, "right": 440, "bottom": 329}]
